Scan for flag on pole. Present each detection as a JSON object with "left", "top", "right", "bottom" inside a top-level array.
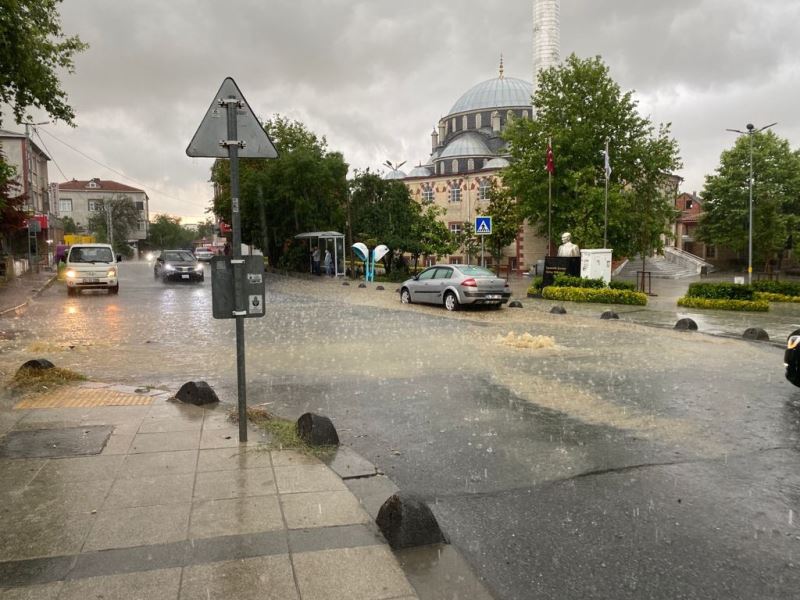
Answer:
[
  {"left": 604, "top": 141, "right": 611, "bottom": 179},
  {"left": 546, "top": 139, "right": 554, "bottom": 174}
]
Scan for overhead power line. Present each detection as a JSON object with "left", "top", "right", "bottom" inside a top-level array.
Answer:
[
  {"left": 37, "top": 126, "right": 211, "bottom": 211},
  {"left": 32, "top": 128, "right": 68, "bottom": 181}
]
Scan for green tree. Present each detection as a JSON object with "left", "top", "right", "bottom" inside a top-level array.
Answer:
[
  {"left": 0, "top": 0, "right": 87, "bottom": 126},
  {"left": 148, "top": 214, "right": 195, "bottom": 250},
  {"left": 502, "top": 54, "right": 681, "bottom": 258},
  {"left": 87, "top": 196, "right": 140, "bottom": 256},
  {"left": 211, "top": 116, "right": 348, "bottom": 266},
  {"left": 409, "top": 205, "right": 456, "bottom": 270},
  {"left": 61, "top": 215, "right": 78, "bottom": 234},
  {"left": 697, "top": 130, "right": 800, "bottom": 269},
  {"left": 0, "top": 155, "right": 26, "bottom": 253},
  {"left": 457, "top": 222, "right": 480, "bottom": 264},
  {"left": 349, "top": 171, "right": 422, "bottom": 274},
  {"left": 485, "top": 188, "right": 524, "bottom": 274}
]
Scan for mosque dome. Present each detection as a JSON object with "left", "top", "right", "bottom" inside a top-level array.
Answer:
[
  {"left": 483, "top": 157, "right": 510, "bottom": 170},
  {"left": 448, "top": 76, "right": 533, "bottom": 116},
  {"left": 439, "top": 132, "right": 491, "bottom": 159},
  {"left": 407, "top": 165, "right": 433, "bottom": 178},
  {"left": 383, "top": 169, "right": 407, "bottom": 180}
]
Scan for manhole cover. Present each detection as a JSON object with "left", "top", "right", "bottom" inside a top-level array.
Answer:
[{"left": 0, "top": 426, "right": 113, "bottom": 459}]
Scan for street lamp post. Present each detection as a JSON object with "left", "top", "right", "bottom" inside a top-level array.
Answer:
[{"left": 726, "top": 122, "right": 777, "bottom": 284}]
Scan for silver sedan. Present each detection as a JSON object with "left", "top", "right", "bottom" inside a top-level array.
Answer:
[{"left": 399, "top": 264, "right": 511, "bottom": 311}]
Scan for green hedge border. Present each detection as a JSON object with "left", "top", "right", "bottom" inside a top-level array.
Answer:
[
  {"left": 542, "top": 286, "right": 647, "bottom": 306},
  {"left": 754, "top": 291, "right": 800, "bottom": 303},
  {"left": 677, "top": 296, "right": 769, "bottom": 312}
]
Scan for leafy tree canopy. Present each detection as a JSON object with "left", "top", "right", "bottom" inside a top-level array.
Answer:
[
  {"left": 0, "top": 0, "right": 87, "bottom": 127},
  {"left": 697, "top": 130, "right": 800, "bottom": 267},
  {"left": 87, "top": 196, "right": 140, "bottom": 256},
  {"left": 502, "top": 54, "right": 681, "bottom": 258},
  {"left": 148, "top": 214, "right": 196, "bottom": 250},
  {"left": 211, "top": 115, "right": 348, "bottom": 267}
]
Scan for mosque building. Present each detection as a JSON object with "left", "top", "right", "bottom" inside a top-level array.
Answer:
[{"left": 388, "top": 0, "right": 561, "bottom": 273}]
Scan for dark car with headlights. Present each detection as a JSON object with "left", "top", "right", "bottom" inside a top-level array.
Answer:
[
  {"left": 787, "top": 329, "right": 800, "bottom": 387},
  {"left": 154, "top": 250, "right": 204, "bottom": 283},
  {"left": 399, "top": 264, "right": 511, "bottom": 311}
]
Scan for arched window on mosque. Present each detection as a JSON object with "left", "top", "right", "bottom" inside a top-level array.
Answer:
[
  {"left": 475, "top": 113, "right": 482, "bottom": 129},
  {"left": 452, "top": 159, "right": 458, "bottom": 173},
  {"left": 478, "top": 179, "right": 491, "bottom": 201},
  {"left": 522, "top": 110, "right": 529, "bottom": 119},
  {"left": 422, "top": 187, "right": 434, "bottom": 203},
  {"left": 462, "top": 115, "right": 468, "bottom": 130},
  {"left": 467, "top": 159, "right": 474, "bottom": 171},
  {"left": 452, "top": 117, "right": 456, "bottom": 132}
]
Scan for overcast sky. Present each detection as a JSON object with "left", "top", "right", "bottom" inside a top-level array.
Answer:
[{"left": 15, "top": 0, "right": 800, "bottom": 222}]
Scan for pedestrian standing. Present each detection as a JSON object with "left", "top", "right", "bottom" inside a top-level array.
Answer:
[
  {"left": 324, "top": 249, "right": 332, "bottom": 276},
  {"left": 311, "top": 246, "right": 320, "bottom": 275}
]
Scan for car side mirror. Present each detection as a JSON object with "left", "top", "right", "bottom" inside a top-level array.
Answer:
[{"left": 413, "top": 275, "right": 420, "bottom": 281}]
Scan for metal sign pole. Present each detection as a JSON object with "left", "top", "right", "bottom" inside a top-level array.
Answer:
[
  {"left": 223, "top": 96, "right": 248, "bottom": 443},
  {"left": 481, "top": 236, "right": 485, "bottom": 268}
]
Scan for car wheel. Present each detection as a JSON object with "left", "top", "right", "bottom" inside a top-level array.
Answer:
[
  {"left": 400, "top": 288, "right": 411, "bottom": 304},
  {"left": 109, "top": 285, "right": 119, "bottom": 295},
  {"left": 444, "top": 291, "right": 459, "bottom": 312}
]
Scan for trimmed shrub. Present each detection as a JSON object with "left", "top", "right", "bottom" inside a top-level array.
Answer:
[
  {"left": 686, "top": 282, "right": 755, "bottom": 301},
  {"left": 751, "top": 280, "right": 800, "bottom": 297},
  {"left": 609, "top": 280, "right": 636, "bottom": 291},
  {"left": 527, "top": 276, "right": 544, "bottom": 297},
  {"left": 754, "top": 291, "right": 800, "bottom": 303},
  {"left": 677, "top": 296, "right": 769, "bottom": 312},
  {"left": 542, "top": 286, "right": 647, "bottom": 306},
  {"left": 553, "top": 274, "right": 605, "bottom": 289}
]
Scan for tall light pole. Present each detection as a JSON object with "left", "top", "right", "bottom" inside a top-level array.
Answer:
[{"left": 726, "top": 122, "right": 777, "bottom": 284}]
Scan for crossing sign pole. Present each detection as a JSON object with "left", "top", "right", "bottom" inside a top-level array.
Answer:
[
  {"left": 187, "top": 78, "right": 278, "bottom": 443},
  {"left": 475, "top": 216, "right": 492, "bottom": 268}
]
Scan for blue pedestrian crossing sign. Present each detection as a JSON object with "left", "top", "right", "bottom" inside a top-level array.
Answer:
[{"left": 475, "top": 216, "right": 492, "bottom": 235}]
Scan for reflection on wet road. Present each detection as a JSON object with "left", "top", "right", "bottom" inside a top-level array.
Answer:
[{"left": 3, "top": 262, "right": 800, "bottom": 599}]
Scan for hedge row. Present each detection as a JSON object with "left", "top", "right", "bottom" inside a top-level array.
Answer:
[
  {"left": 751, "top": 280, "right": 800, "bottom": 297},
  {"left": 754, "top": 291, "right": 800, "bottom": 303},
  {"left": 686, "top": 282, "right": 755, "bottom": 300},
  {"left": 542, "top": 286, "right": 647, "bottom": 306},
  {"left": 677, "top": 296, "right": 769, "bottom": 312},
  {"left": 528, "top": 276, "right": 635, "bottom": 295}
]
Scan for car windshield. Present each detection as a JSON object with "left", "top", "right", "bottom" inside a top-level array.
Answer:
[
  {"left": 457, "top": 265, "right": 496, "bottom": 277},
  {"left": 164, "top": 251, "right": 195, "bottom": 262},
  {"left": 68, "top": 247, "right": 113, "bottom": 263}
]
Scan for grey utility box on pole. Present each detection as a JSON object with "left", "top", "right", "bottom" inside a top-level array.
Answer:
[{"left": 211, "top": 256, "right": 266, "bottom": 319}]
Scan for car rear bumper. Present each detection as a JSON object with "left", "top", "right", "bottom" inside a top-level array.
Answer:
[{"left": 461, "top": 291, "right": 512, "bottom": 305}]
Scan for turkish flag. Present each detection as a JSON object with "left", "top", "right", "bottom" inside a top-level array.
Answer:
[{"left": 546, "top": 142, "right": 554, "bottom": 174}]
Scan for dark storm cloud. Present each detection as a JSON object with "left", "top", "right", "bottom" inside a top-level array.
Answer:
[{"left": 20, "top": 0, "right": 799, "bottom": 218}]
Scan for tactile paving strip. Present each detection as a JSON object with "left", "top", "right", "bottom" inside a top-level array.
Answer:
[{"left": 14, "top": 387, "right": 154, "bottom": 409}]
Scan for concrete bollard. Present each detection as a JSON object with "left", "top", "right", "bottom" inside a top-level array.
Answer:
[
  {"left": 17, "top": 359, "right": 55, "bottom": 374},
  {"left": 674, "top": 318, "right": 698, "bottom": 331},
  {"left": 296, "top": 413, "right": 340, "bottom": 446},
  {"left": 743, "top": 327, "right": 769, "bottom": 342},
  {"left": 550, "top": 305, "right": 567, "bottom": 314},
  {"left": 376, "top": 492, "right": 448, "bottom": 549},
  {"left": 358, "top": 283, "right": 367, "bottom": 289},
  {"left": 342, "top": 281, "right": 350, "bottom": 286},
  {"left": 508, "top": 300, "right": 523, "bottom": 308},
  {"left": 376, "top": 285, "right": 385, "bottom": 291},
  {"left": 175, "top": 381, "right": 219, "bottom": 405},
  {"left": 600, "top": 310, "right": 619, "bottom": 320}
]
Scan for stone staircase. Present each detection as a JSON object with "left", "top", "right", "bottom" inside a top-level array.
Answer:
[{"left": 616, "top": 255, "right": 699, "bottom": 279}]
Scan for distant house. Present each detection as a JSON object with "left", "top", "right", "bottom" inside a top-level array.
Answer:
[
  {"left": 57, "top": 178, "right": 150, "bottom": 250},
  {"left": 674, "top": 192, "right": 706, "bottom": 258}
]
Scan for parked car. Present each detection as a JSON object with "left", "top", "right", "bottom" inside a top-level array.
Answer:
[
  {"left": 786, "top": 329, "right": 800, "bottom": 387},
  {"left": 194, "top": 247, "right": 215, "bottom": 262},
  {"left": 154, "top": 250, "right": 204, "bottom": 282},
  {"left": 65, "top": 243, "right": 119, "bottom": 296},
  {"left": 399, "top": 264, "right": 511, "bottom": 311}
]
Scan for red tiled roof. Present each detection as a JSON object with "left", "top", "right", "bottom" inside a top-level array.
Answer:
[{"left": 58, "top": 179, "right": 144, "bottom": 193}]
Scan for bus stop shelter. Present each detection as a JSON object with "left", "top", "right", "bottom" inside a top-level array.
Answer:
[{"left": 294, "top": 231, "right": 346, "bottom": 276}]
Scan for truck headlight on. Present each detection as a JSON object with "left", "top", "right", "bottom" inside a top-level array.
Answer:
[
  {"left": 66, "top": 270, "right": 76, "bottom": 278},
  {"left": 107, "top": 268, "right": 117, "bottom": 277}
]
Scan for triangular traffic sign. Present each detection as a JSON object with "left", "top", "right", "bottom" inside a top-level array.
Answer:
[
  {"left": 186, "top": 77, "right": 278, "bottom": 159},
  {"left": 477, "top": 221, "right": 489, "bottom": 233}
]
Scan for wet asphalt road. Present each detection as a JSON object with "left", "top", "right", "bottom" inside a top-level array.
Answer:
[{"left": 3, "top": 261, "right": 800, "bottom": 599}]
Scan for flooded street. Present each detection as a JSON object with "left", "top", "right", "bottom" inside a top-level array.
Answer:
[{"left": 3, "top": 261, "right": 800, "bottom": 599}]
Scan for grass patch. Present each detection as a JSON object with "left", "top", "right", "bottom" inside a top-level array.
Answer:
[
  {"left": 228, "top": 406, "right": 336, "bottom": 458},
  {"left": 9, "top": 366, "right": 87, "bottom": 394}
]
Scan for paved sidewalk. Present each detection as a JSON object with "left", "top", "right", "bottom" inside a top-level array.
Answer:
[
  {"left": 0, "top": 269, "right": 58, "bottom": 316},
  {"left": 0, "top": 381, "right": 418, "bottom": 600}
]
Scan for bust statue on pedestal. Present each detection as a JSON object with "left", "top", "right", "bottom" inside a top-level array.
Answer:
[{"left": 557, "top": 232, "right": 580, "bottom": 257}]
